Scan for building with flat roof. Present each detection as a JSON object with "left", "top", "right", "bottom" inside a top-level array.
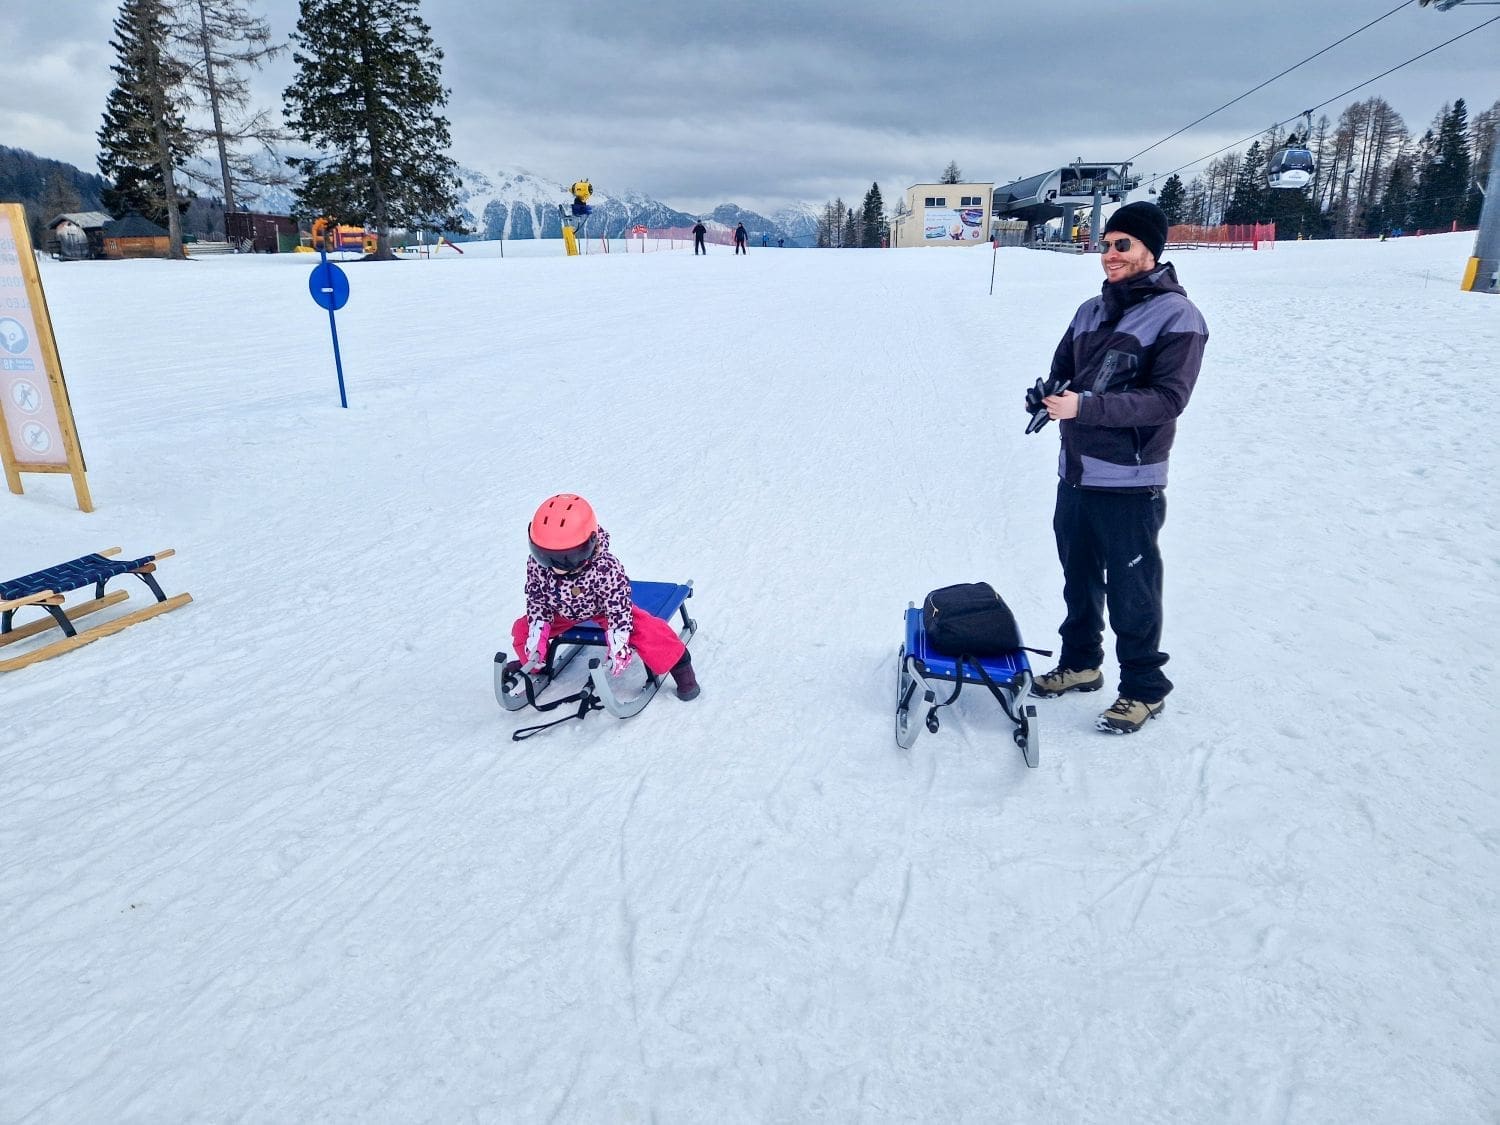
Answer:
[{"left": 889, "top": 183, "right": 994, "bottom": 248}]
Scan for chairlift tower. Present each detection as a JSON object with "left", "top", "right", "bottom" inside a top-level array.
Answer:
[{"left": 1075, "top": 161, "right": 1132, "bottom": 251}]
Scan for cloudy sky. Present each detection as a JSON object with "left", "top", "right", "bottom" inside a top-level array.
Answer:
[{"left": 6, "top": 0, "right": 1497, "bottom": 214}]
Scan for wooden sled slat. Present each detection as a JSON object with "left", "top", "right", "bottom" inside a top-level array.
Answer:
[
  {"left": 0, "top": 593, "right": 193, "bottom": 673},
  {"left": 0, "top": 589, "right": 131, "bottom": 648}
]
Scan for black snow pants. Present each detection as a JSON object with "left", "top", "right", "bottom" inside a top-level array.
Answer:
[
  {"left": 694, "top": 235, "right": 706, "bottom": 255},
  {"left": 1052, "top": 481, "right": 1171, "bottom": 703}
]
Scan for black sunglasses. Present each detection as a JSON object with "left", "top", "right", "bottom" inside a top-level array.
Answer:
[{"left": 1099, "top": 237, "right": 1134, "bottom": 254}]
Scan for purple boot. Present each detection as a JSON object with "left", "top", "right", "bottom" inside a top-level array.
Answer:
[{"left": 669, "top": 651, "right": 700, "bottom": 701}]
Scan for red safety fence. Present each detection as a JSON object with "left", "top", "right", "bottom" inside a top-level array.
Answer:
[{"left": 1167, "top": 223, "right": 1276, "bottom": 249}]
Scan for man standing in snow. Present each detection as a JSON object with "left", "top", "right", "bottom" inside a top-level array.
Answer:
[
  {"left": 734, "top": 223, "right": 748, "bottom": 254},
  {"left": 692, "top": 220, "right": 707, "bottom": 255},
  {"left": 1031, "top": 200, "right": 1208, "bottom": 734}
]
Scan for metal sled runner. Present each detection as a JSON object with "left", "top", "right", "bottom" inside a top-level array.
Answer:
[
  {"left": 495, "top": 580, "right": 696, "bottom": 740},
  {"left": 895, "top": 605, "right": 1039, "bottom": 768},
  {"left": 0, "top": 548, "right": 193, "bottom": 673}
]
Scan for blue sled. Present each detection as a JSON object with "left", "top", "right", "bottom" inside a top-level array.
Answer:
[{"left": 896, "top": 605, "right": 1038, "bottom": 767}]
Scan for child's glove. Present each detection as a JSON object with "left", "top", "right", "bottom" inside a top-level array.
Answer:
[
  {"left": 606, "top": 628, "right": 633, "bottom": 675},
  {"left": 524, "top": 620, "right": 550, "bottom": 671}
]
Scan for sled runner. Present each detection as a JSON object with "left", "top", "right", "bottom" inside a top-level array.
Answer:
[
  {"left": 495, "top": 579, "right": 697, "bottom": 741},
  {"left": 895, "top": 604, "right": 1039, "bottom": 768},
  {"left": 0, "top": 548, "right": 193, "bottom": 673}
]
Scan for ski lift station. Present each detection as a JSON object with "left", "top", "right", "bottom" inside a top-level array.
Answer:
[{"left": 889, "top": 164, "right": 1139, "bottom": 248}]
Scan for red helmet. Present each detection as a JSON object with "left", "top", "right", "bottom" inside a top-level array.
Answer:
[{"left": 528, "top": 493, "right": 599, "bottom": 572}]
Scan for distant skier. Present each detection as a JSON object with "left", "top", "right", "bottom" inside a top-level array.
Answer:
[
  {"left": 508, "top": 494, "right": 699, "bottom": 700},
  {"left": 692, "top": 220, "right": 707, "bottom": 255},
  {"left": 734, "top": 223, "right": 748, "bottom": 255},
  {"left": 1028, "top": 201, "right": 1208, "bottom": 735}
]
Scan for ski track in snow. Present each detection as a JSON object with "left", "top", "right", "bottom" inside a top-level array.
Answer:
[{"left": 2, "top": 236, "right": 1497, "bottom": 1122}]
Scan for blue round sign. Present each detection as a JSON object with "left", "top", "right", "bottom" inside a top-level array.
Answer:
[{"left": 308, "top": 262, "right": 350, "bottom": 311}]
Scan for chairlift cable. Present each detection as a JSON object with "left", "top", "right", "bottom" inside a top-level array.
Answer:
[
  {"left": 1124, "top": 0, "right": 1417, "bottom": 166},
  {"left": 1144, "top": 14, "right": 1500, "bottom": 189}
]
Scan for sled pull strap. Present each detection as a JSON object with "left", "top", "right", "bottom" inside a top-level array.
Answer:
[{"left": 512, "top": 691, "right": 598, "bottom": 741}]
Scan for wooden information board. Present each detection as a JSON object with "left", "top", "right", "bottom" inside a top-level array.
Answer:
[{"left": 0, "top": 203, "right": 92, "bottom": 511}]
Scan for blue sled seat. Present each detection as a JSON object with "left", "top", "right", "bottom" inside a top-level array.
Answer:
[
  {"left": 1, "top": 553, "right": 157, "bottom": 604},
  {"left": 902, "top": 607, "right": 1031, "bottom": 684},
  {"left": 556, "top": 581, "right": 694, "bottom": 647}
]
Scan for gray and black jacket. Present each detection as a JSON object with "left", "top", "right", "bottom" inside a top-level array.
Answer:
[{"left": 1049, "top": 262, "right": 1208, "bottom": 490}]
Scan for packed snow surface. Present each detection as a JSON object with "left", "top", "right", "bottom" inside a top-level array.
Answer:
[{"left": 4, "top": 234, "right": 1497, "bottom": 1121}]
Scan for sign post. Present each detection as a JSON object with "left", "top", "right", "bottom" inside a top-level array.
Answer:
[
  {"left": 308, "top": 250, "right": 351, "bottom": 407},
  {"left": 0, "top": 203, "right": 92, "bottom": 511}
]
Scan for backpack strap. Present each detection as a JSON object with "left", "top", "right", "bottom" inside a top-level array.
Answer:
[{"left": 958, "top": 654, "right": 1021, "bottom": 726}]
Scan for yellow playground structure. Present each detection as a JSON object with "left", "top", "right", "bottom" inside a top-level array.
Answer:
[{"left": 302, "top": 217, "right": 378, "bottom": 256}]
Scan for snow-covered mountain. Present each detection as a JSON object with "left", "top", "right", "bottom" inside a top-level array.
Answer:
[
  {"left": 454, "top": 167, "right": 815, "bottom": 245},
  {"left": 772, "top": 202, "right": 821, "bottom": 247}
]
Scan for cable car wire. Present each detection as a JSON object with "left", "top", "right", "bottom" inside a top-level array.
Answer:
[
  {"left": 1124, "top": 0, "right": 1417, "bottom": 166},
  {"left": 1141, "top": 14, "right": 1500, "bottom": 189}
]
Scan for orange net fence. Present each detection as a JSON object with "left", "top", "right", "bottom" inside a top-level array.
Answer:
[{"left": 1166, "top": 223, "right": 1276, "bottom": 249}]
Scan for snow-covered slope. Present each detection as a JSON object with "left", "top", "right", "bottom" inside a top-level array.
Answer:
[{"left": 4, "top": 234, "right": 1495, "bottom": 1120}]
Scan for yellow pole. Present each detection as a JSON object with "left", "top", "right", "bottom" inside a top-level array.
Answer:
[{"left": 563, "top": 226, "right": 579, "bottom": 256}]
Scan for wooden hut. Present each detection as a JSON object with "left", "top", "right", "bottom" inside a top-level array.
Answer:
[
  {"left": 45, "top": 212, "right": 112, "bottom": 260},
  {"left": 225, "top": 211, "right": 300, "bottom": 253},
  {"left": 102, "top": 213, "right": 170, "bottom": 259}
]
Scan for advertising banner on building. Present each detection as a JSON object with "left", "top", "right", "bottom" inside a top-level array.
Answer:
[
  {"left": 0, "top": 203, "right": 92, "bottom": 511},
  {"left": 923, "top": 207, "right": 986, "bottom": 241}
]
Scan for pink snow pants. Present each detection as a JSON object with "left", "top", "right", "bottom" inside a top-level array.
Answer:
[{"left": 510, "top": 607, "right": 686, "bottom": 675}]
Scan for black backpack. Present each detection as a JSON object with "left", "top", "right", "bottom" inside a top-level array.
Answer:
[{"left": 922, "top": 582, "right": 1048, "bottom": 657}]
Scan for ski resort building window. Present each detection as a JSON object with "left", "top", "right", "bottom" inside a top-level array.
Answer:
[
  {"left": 960, "top": 196, "right": 982, "bottom": 207},
  {"left": 925, "top": 197, "right": 947, "bottom": 207}
]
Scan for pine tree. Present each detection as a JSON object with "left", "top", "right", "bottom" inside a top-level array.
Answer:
[
  {"left": 1155, "top": 174, "right": 1186, "bottom": 225},
  {"left": 97, "top": 0, "right": 192, "bottom": 257},
  {"left": 1409, "top": 125, "right": 1441, "bottom": 231},
  {"left": 1224, "top": 141, "right": 1266, "bottom": 223},
  {"left": 173, "top": 0, "right": 288, "bottom": 214},
  {"left": 940, "top": 160, "right": 962, "bottom": 185},
  {"left": 841, "top": 206, "right": 857, "bottom": 249},
  {"left": 283, "top": 0, "right": 465, "bottom": 259},
  {"left": 1435, "top": 98, "right": 1472, "bottom": 229},
  {"left": 1367, "top": 156, "right": 1415, "bottom": 235},
  {"left": 860, "top": 182, "right": 884, "bottom": 248}
]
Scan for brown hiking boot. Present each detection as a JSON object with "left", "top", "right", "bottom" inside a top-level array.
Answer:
[
  {"left": 670, "top": 651, "right": 700, "bottom": 701},
  {"left": 1030, "top": 666, "right": 1104, "bottom": 698},
  {"left": 1096, "top": 696, "right": 1165, "bottom": 734}
]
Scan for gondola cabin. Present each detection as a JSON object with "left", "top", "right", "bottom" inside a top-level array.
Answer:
[{"left": 1267, "top": 145, "right": 1315, "bottom": 190}]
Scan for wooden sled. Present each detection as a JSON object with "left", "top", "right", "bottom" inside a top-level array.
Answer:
[{"left": 0, "top": 548, "right": 193, "bottom": 673}]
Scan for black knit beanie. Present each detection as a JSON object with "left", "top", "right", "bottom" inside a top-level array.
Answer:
[{"left": 1104, "top": 201, "right": 1169, "bottom": 262}]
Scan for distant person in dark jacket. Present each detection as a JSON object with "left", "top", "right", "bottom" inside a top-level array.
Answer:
[
  {"left": 692, "top": 221, "right": 707, "bottom": 255},
  {"left": 734, "top": 223, "right": 748, "bottom": 254},
  {"left": 1029, "top": 200, "right": 1208, "bottom": 735}
]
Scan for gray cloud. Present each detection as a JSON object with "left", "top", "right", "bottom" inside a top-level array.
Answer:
[{"left": 6, "top": 0, "right": 1496, "bottom": 213}]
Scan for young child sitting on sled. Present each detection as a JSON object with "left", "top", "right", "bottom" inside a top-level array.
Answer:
[{"left": 507, "top": 493, "right": 700, "bottom": 700}]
